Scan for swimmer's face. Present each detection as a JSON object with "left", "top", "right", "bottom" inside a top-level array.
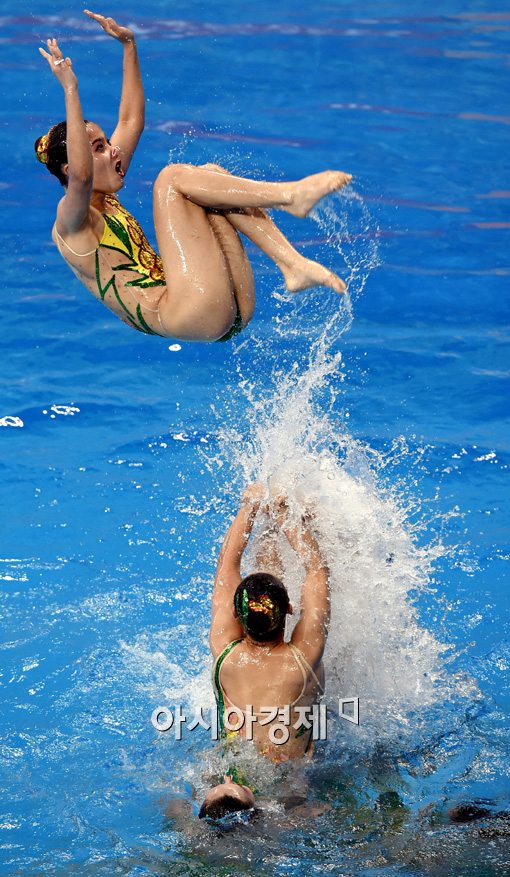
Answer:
[
  {"left": 200, "top": 774, "right": 255, "bottom": 817},
  {"left": 85, "top": 122, "right": 125, "bottom": 194}
]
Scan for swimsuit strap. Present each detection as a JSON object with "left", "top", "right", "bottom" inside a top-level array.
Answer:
[
  {"left": 214, "top": 641, "right": 323, "bottom": 722},
  {"left": 288, "top": 644, "right": 308, "bottom": 707},
  {"left": 54, "top": 227, "right": 98, "bottom": 259},
  {"left": 213, "top": 640, "right": 243, "bottom": 737},
  {"left": 287, "top": 644, "right": 325, "bottom": 756},
  {"left": 54, "top": 207, "right": 166, "bottom": 336},
  {"left": 288, "top": 643, "right": 325, "bottom": 697}
]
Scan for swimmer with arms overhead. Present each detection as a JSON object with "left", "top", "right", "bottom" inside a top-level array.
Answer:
[
  {"left": 199, "top": 483, "right": 330, "bottom": 822},
  {"left": 36, "top": 11, "right": 352, "bottom": 341}
]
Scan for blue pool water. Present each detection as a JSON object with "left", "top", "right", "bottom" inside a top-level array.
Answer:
[{"left": 1, "top": 2, "right": 509, "bottom": 874}]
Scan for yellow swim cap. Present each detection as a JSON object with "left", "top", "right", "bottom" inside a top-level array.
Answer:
[{"left": 35, "top": 131, "right": 51, "bottom": 164}]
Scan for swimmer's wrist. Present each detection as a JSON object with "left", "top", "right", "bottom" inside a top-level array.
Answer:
[{"left": 241, "top": 496, "right": 261, "bottom": 517}]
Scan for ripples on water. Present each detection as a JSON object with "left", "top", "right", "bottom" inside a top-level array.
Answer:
[
  {"left": 138, "top": 195, "right": 507, "bottom": 874},
  {"left": 2, "top": 4, "right": 510, "bottom": 871},
  {"left": 1, "top": 185, "right": 508, "bottom": 877}
]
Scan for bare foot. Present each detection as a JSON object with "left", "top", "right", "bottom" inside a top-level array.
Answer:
[
  {"left": 284, "top": 171, "right": 352, "bottom": 219},
  {"left": 282, "top": 256, "right": 347, "bottom": 295}
]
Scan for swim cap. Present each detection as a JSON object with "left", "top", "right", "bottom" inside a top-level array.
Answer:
[
  {"left": 234, "top": 573, "right": 289, "bottom": 642},
  {"left": 35, "top": 131, "right": 51, "bottom": 164},
  {"left": 34, "top": 120, "right": 86, "bottom": 187}
]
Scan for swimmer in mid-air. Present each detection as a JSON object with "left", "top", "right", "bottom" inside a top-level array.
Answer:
[{"left": 36, "top": 11, "right": 352, "bottom": 342}]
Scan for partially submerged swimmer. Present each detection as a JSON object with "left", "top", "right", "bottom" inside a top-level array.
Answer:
[
  {"left": 200, "top": 484, "right": 330, "bottom": 823},
  {"left": 36, "top": 12, "right": 352, "bottom": 342},
  {"left": 197, "top": 773, "right": 257, "bottom": 824}
]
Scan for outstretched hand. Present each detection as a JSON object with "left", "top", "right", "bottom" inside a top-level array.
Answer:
[
  {"left": 39, "top": 38, "right": 77, "bottom": 90},
  {"left": 84, "top": 9, "right": 135, "bottom": 43}
]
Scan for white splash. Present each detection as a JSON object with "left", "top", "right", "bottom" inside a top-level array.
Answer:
[
  {"left": 0, "top": 416, "right": 24, "bottom": 428},
  {"left": 137, "top": 188, "right": 474, "bottom": 759},
  {"left": 218, "top": 340, "right": 476, "bottom": 752}
]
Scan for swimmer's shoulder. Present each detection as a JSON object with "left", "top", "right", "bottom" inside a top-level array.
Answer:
[{"left": 52, "top": 198, "right": 104, "bottom": 271}]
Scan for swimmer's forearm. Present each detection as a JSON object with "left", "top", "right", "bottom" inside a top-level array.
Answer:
[
  {"left": 217, "top": 485, "right": 263, "bottom": 573},
  {"left": 210, "top": 491, "right": 261, "bottom": 642},
  {"left": 301, "top": 528, "right": 324, "bottom": 571},
  {"left": 118, "top": 39, "right": 145, "bottom": 129},
  {"left": 83, "top": 10, "right": 142, "bottom": 126},
  {"left": 299, "top": 566, "right": 331, "bottom": 631},
  {"left": 218, "top": 502, "right": 257, "bottom": 568},
  {"left": 64, "top": 85, "right": 93, "bottom": 184}
]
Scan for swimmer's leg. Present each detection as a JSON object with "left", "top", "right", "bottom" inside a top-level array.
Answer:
[
  {"left": 226, "top": 207, "right": 345, "bottom": 294},
  {"left": 206, "top": 211, "right": 255, "bottom": 328},
  {"left": 201, "top": 165, "right": 346, "bottom": 294},
  {"left": 153, "top": 175, "right": 238, "bottom": 341},
  {"left": 161, "top": 163, "right": 351, "bottom": 218}
]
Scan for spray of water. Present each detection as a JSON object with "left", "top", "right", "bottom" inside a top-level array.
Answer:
[
  {"left": 209, "top": 191, "right": 476, "bottom": 754},
  {"left": 124, "top": 186, "right": 476, "bottom": 780},
  {"left": 217, "top": 341, "right": 474, "bottom": 753}
]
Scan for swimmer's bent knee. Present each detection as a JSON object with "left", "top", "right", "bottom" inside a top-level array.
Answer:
[
  {"left": 200, "top": 162, "right": 230, "bottom": 174},
  {"left": 154, "top": 163, "right": 198, "bottom": 194}
]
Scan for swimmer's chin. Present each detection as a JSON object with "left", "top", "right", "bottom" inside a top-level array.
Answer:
[{"left": 97, "top": 181, "right": 125, "bottom": 195}]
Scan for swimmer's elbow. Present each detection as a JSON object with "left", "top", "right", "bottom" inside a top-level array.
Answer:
[
  {"left": 117, "top": 115, "right": 145, "bottom": 138},
  {"left": 67, "top": 171, "right": 93, "bottom": 193},
  {"left": 69, "top": 169, "right": 93, "bottom": 185}
]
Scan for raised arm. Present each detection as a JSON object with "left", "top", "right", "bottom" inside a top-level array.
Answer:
[
  {"left": 209, "top": 484, "right": 263, "bottom": 658},
  {"left": 282, "top": 507, "right": 330, "bottom": 667},
  {"left": 39, "top": 39, "right": 93, "bottom": 234},
  {"left": 84, "top": 11, "right": 144, "bottom": 174}
]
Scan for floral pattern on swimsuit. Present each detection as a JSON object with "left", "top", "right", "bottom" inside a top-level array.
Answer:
[{"left": 97, "top": 195, "right": 166, "bottom": 335}]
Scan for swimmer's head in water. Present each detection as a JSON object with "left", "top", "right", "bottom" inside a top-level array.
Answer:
[
  {"left": 234, "top": 573, "right": 290, "bottom": 642},
  {"left": 199, "top": 775, "right": 256, "bottom": 827}
]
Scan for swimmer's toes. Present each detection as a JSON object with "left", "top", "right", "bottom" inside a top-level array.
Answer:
[
  {"left": 323, "top": 268, "right": 346, "bottom": 294},
  {"left": 330, "top": 273, "right": 347, "bottom": 295},
  {"left": 287, "top": 170, "right": 353, "bottom": 218},
  {"left": 332, "top": 171, "right": 352, "bottom": 192},
  {"left": 283, "top": 260, "right": 346, "bottom": 295}
]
